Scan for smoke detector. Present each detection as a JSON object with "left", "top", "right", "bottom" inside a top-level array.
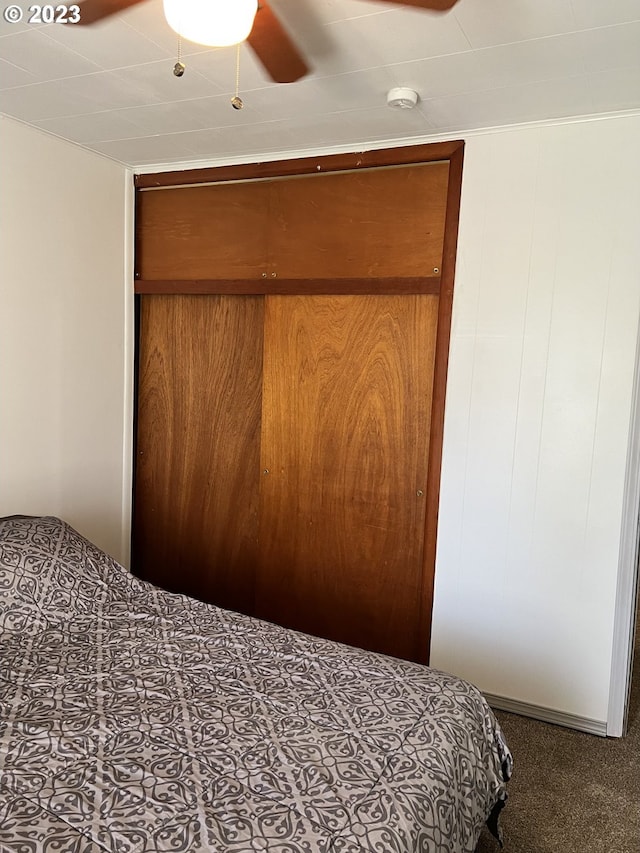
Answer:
[{"left": 386, "top": 87, "right": 419, "bottom": 109}]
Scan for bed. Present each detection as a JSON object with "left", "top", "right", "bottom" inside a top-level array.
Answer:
[{"left": 0, "top": 515, "right": 511, "bottom": 852}]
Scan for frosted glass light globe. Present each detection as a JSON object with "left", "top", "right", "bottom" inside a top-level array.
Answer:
[{"left": 163, "top": 0, "right": 258, "bottom": 47}]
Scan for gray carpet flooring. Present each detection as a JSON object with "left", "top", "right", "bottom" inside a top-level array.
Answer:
[{"left": 475, "top": 619, "right": 640, "bottom": 853}]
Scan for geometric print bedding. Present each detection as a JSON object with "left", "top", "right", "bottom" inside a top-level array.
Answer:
[{"left": 0, "top": 515, "right": 512, "bottom": 852}]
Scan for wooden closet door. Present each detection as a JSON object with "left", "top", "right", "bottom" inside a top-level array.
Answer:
[
  {"left": 255, "top": 294, "right": 439, "bottom": 662},
  {"left": 133, "top": 295, "right": 264, "bottom": 613}
]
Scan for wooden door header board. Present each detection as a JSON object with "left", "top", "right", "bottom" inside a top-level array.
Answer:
[{"left": 135, "top": 141, "right": 464, "bottom": 296}]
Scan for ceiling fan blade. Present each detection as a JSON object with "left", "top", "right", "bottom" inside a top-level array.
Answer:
[
  {"left": 77, "top": 0, "right": 148, "bottom": 25},
  {"left": 366, "top": 0, "right": 460, "bottom": 10},
  {"left": 247, "top": 1, "right": 309, "bottom": 83}
]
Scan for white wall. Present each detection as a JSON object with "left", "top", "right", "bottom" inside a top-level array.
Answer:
[
  {"left": 0, "top": 117, "right": 131, "bottom": 564},
  {"left": 431, "top": 114, "right": 640, "bottom": 725}
]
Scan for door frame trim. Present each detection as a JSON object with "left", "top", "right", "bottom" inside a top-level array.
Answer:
[
  {"left": 608, "top": 307, "right": 640, "bottom": 736},
  {"left": 134, "top": 141, "right": 464, "bottom": 190}
]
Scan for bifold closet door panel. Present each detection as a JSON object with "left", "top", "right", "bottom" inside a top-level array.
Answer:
[
  {"left": 133, "top": 295, "right": 264, "bottom": 613},
  {"left": 255, "top": 294, "right": 439, "bottom": 661}
]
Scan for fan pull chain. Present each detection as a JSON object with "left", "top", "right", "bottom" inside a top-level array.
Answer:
[
  {"left": 173, "top": 36, "right": 185, "bottom": 77},
  {"left": 231, "top": 44, "right": 244, "bottom": 109}
]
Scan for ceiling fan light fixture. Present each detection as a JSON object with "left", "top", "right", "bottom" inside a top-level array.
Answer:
[{"left": 163, "top": 0, "right": 258, "bottom": 48}]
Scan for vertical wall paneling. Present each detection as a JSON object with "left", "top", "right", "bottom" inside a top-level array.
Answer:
[{"left": 431, "top": 115, "right": 640, "bottom": 725}]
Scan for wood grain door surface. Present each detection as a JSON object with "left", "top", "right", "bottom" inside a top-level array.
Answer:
[
  {"left": 136, "top": 161, "right": 449, "bottom": 283},
  {"left": 133, "top": 145, "right": 462, "bottom": 663},
  {"left": 133, "top": 295, "right": 264, "bottom": 615},
  {"left": 257, "top": 295, "right": 438, "bottom": 661},
  {"left": 135, "top": 293, "right": 437, "bottom": 661}
]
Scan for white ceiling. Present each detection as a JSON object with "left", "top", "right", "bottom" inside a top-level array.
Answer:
[{"left": 1, "top": 0, "right": 639, "bottom": 171}]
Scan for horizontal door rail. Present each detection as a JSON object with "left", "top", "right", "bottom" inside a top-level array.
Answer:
[{"left": 134, "top": 276, "right": 441, "bottom": 296}]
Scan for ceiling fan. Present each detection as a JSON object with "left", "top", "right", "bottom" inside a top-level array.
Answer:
[{"left": 78, "top": 0, "right": 461, "bottom": 83}]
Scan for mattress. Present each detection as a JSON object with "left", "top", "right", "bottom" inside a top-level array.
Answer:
[{"left": 0, "top": 515, "right": 511, "bottom": 852}]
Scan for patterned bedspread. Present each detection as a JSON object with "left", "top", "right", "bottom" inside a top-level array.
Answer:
[{"left": 0, "top": 516, "right": 511, "bottom": 852}]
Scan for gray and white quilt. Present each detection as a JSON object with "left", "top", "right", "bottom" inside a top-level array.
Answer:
[{"left": 0, "top": 516, "right": 511, "bottom": 852}]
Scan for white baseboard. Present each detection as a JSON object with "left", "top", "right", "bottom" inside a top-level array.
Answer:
[{"left": 483, "top": 693, "right": 608, "bottom": 738}]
